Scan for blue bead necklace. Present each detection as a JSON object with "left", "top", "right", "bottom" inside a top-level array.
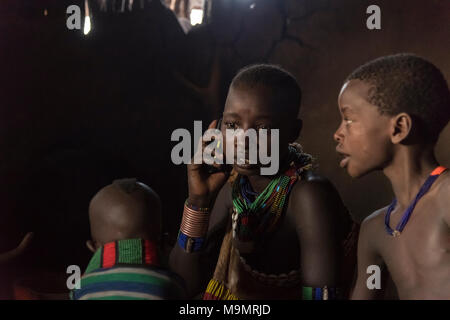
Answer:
[{"left": 385, "top": 166, "right": 447, "bottom": 237}]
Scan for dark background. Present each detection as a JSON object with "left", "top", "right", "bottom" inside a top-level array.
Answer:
[{"left": 0, "top": 0, "right": 449, "bottom": 298}]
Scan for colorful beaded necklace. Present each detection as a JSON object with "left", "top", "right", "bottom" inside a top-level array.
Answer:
[
  {"left": 231, "top": 144, "right": 313, "bottom": 244},
  {"left": 384, "top": 166, "right": 447, "bottom": 237}
]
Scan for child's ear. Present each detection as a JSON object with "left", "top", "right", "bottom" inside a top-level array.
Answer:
[
  {"left": 391, "top": 113, "right": 412, "bottom": 144},
  {"left": 86, "top": 240, "right": 97, "bottom": 253}
]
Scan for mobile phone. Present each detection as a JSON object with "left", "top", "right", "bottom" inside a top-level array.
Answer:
[{"left": 206, "top": 118, "right": 232, "bottom": 174}]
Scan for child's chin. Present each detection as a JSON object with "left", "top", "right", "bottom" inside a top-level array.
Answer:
[
  {"left": 348, "top": 165, "right": 371, "bottom": 179},
  {"left": 233, "top": 164, "right": 261, "bottom": 176}
]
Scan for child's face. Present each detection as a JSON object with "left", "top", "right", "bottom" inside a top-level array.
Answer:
[
  {"left": 222, "top": 85, "right": 296, "bottom": 176},
  {"left": 334, "top": 80, "right": 394, "bottom": 178}
]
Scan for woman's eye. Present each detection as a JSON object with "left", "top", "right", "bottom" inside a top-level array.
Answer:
[
  {"left": 257, "top": 125, "right": 270, "bottom": 130},
  {"left": 225, "top": 122, "right": 238, "bottom": 129},
  {"left": 345, "top": 119, "right": 354, "bottom": 125}
]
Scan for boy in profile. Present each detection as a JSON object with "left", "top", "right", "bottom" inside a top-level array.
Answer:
[{"left": 334, "top": 53, "right": 450, "bottom": 299}]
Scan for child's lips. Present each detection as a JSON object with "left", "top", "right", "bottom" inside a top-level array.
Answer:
[
  {"left": 233, "top": 155, "right": 259, "bottom": 169},
  {"left": 336, "top": 148, "right": 350, "bottom": 168},
  {"left": 234, "top": 153, "right": 251, "bottom": 164},
  {"left": 340, "top": 155, "right": 350, "bottom": 168},
  {"left": 235, "top": 163, "right": 257, "bottom": 170}
]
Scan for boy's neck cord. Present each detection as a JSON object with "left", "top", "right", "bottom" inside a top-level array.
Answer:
[{"left": 385, "top": 166, "right": 447, "bottom": 237}]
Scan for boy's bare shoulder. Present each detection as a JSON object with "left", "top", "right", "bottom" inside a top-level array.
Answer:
[
  {"left": 354, "top": 207, "right": 389, "bottom": 256},
  {"left": 360, "top": 206, "right": 389, "bottom": 235},
  {"left": 435, "top": 170, "right": 450, "bottom": 221},
  {"left": 436, "top": 170, "right": 450, "bottom": 197}
]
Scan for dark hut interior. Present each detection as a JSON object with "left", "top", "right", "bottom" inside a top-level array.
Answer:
[{"left": 0, "top": 0, "right": 448, "bottom": 299}]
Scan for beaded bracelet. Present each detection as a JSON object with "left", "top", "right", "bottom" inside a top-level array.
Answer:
[
  {"left": 177, "top": 231, "right": 205, "bottom": 253},
  {"left": 302, "top": 286, "right": 339, "bottom": 300}
]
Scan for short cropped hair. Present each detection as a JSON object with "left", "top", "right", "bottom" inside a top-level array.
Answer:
[
  {"left": 346, "top": 53, "right": 450, "bottom": 143},
  {"left": 111, "top": 178, "right": 162, "bottom": 241},
  {"left": 231, "top": 64, "right": 302, "bottom": 117}
]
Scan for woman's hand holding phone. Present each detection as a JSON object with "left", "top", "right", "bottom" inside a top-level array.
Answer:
[{"left": 187, "top": 119, "right": 231, "bottom": 208}]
